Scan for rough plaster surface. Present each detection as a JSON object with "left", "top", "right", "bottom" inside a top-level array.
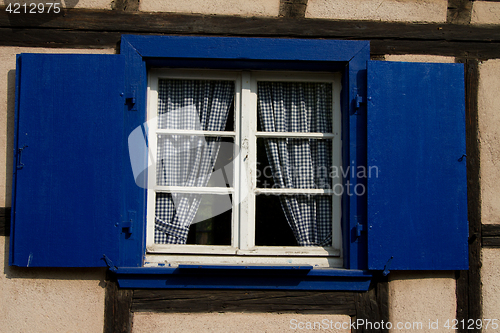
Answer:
[
  {"left": 0, "top": 237, "right": 107, "bottom": 333},
  {"left": 0, "top": 46, "right": 115, "bottom": 207},
  {"left": 132, "top": 313, "right": 351, "bottom": 333},
  {"left": 3, "top": 0, "right": 112, "bottom": 9},
  {"left": 471, "top": 1, "right": 500, "bottom": 25},
  {"left": 384, "top": 54, "right": 455, "bottom": 63},
  {"left": 140, "top": 0, "right": 280, "bottom": 16},
  {"left": 306, "top": 0, "right": 447, "bottom": 22},
  {"left": 482, "top": 248, "right": 500, "bottom": 333},
  {"left": 479, "top": 59, "right": 500, "bottom": 224},
  {"left": 389, "top": 271, "right": 456, "bottom": 333}
]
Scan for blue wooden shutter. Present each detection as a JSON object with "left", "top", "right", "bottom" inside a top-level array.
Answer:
[
  {"left": 367, "top": 60, "right": 468, "bottom": 270},
  {"left": 10, "top": 54, "right": 125, "bottom": 267}
]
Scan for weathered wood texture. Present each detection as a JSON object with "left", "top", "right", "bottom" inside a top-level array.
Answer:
[
  {"left": 0, "top": 207, "right": 11, "bottom": 236},
  {"left": 112, "top": 0, "right": 140, "bottom": 11},
  {"left": 132, "top": 289, "right": 357, "bottom": 314},
  {"left": 354, "top": 277, "right": 389, "bottom": 333},
  {"left": 280, "top": 0, "right": 308, "bottom": 18},
  {"left": 104, "top": 279, "right": 133, "bottom": 333},
  {"left": 456, "top": 58, "right": 482, "bottom": 333},
  {"left": 0, "top": 9, "right": 500, "bottom": 57},
  {"left": 482, "top": 224, "right": 500, "bottom": 247},
  {"left": 447, "top": 0, "right": 473, "bottom": 24}
]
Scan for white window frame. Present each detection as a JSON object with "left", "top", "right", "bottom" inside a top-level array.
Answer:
[{"left": 145, "top": 69, "right": 342, "bottom": 268}]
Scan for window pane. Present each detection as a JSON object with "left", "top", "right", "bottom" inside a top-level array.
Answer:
[
  {"left": 256, "top": 194, "right": 333, "bottom": 247},
  {"left": 257, "top": 138, "right": 333, "bottom": 189},
  {"left": 257, "top": 82, "right": 332, "bottom": 133},
  {"left": 156, "top": 136, "right": 234, "bottom": 187},
  {"left": 157, "top": 79, "right": 235, "bottom": 131},
  {"left": 155, "top": 193, "right": 232, "bottom": 245}
]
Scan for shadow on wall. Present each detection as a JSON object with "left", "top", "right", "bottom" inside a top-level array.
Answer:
[{"left": 5, "top": 70, "right": 14, "bottom": 209}]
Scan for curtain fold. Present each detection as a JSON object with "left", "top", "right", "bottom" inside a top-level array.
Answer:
[
  {"left": 155, "top": 79, "right": 234, "bottom": 244},
  {"left": 258, "top": 82, "right": 333, "bottom": 247}
]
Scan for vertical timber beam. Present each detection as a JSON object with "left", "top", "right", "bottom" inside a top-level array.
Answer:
[
  {"left": 112, "top": 0, "right": 140, "bottom": 11},
  {"left": 353, "top": 276, "right": 389, "bottom": 333},
  {"left": 456, "top": 58, "right": 482, "bottom": 333},
  {"left": 279, "top": 0, "right": 308, "bottom": 18},
  {"left": 447, "top": 0, "right": 473, "bottom": 24},
  {"left": 104, "top": 276, "right": 133, "bottom": 333}
]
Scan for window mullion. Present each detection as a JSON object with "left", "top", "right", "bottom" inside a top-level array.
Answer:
[{"left": 239, "top": 71, "right": 256, "bottom": 250}]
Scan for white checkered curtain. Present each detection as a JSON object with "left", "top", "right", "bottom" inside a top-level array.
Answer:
[
  {"left": 258, "top": 82, "right": 333, "bottom": 247},
  {"left": 155, "top": 79, "right": 234, "bottom": 244}
]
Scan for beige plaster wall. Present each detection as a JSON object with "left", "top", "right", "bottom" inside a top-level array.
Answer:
[
  {"left": 0, "top": 46, "right": 115, "bottom": 208},
  {"left": 0, "top": 46, "right": 114, "bottom": 332},
  {"left": 471, "top": 1, "right": 500, "bottom": 25},
  {"left": 3, "top": 0, "right": 112, "bottom": 9},
  {"left": 389, "top": 271, "right": 456, "bottom": 333},
  {"left": 306, "top": 0, "right": 447, "bottom": 22},
  {"left": 482, "top": 248, "right": 500, "bottom": 333},
  {"left": 384, "top": 54, "right": 455, "bottom": 63},
  {"left": 140, "top": 0, "right": 280, "bottom": 17},
  {"left": 0, "top": 237, "right": 107, "bottom": 333},
  {"left": 133, "top": 313, "right": 352, "bottom": 333},
  {"left": 478, "top": 59, "right": 500, "bottom": 225}
]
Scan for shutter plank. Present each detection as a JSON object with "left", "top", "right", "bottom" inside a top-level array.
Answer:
[
  {"left": 10, "top": 54, "right": 124, "bottom": 267},
  {"left": 367, "top": 60, "right": 468, "bottom": 270}
]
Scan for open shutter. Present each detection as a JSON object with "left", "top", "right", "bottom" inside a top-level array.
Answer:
[
  {"left": 10, "top": 54, "right": 125, "bottom": 267},
  {"left": 367, "top": 60, "right": 468, "bottom": 270}
]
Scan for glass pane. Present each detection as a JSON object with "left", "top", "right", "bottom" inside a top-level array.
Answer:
[
  {"left": 155, "top": 193, "right": 232, "bottom": 245},
  {"left": 156, "top": 136, "right": 234, "bottom": 187},
  {"left": 257, "top": 82, "right": 332, "bottom": 133},
  {"left": 257, "top": 138, "right": 333, "bottom": 189},
  {"left": 256, "top": 194, "right": 333, "bottom": 247},
  {"left": 157, "top": 79, "right": 235, "bottom": 131}
]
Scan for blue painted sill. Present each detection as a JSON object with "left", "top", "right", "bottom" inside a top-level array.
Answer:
[{"left": 114, "top": 266, "right": 373, "bottom": 291}]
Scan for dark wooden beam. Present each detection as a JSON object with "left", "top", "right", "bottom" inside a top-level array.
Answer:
[
  {"left": 132, "top": 289, "right": 357, "bottom": 314},
  {"left": 0, "top": 207, "right": 11, "bottom": 236},
  {"left": 2, "top": 8, "right": 500, "bottom": 42},
  {"left": 1, "top": 8, "right": 500, "bottom": 57},
  {"left": 456, "top": 58, "right": 482, "bottom": 333},
  {"left": 104, "top": 277, "right": 133, "bottom": 333},
  {"left": 482, "top": 224, "right": 500, "bottom": 247}
]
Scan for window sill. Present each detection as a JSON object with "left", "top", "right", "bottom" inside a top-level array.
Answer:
[{"left": 114, "top": 265, "right": 372, "bottom": 291}]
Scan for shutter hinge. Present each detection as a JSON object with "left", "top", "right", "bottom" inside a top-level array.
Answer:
[
  {"left": 355, "top": 216, "right": 366, "bottom": 238},
  {"left": 352, "top": 94, "right": 366, "bottom": 115},
  {"left": 125, "top": 85, "right": 138, "bottom": 111},
  {"left": 121, "top": 210, "right": 136, "bottom": 236}
]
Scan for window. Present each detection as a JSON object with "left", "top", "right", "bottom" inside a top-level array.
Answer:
[
  {"left": 9, "top": 36, "right": 468, "bottom": 290},
  {"left": 144, "top": 70, "right": 342, "bottom": 267}
]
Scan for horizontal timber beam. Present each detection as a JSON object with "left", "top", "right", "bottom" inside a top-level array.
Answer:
[{"left": 0, "top": 8, "right": 499, "bottom": 58}]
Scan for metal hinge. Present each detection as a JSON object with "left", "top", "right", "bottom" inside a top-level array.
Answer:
[
  {"left": 351, "top": 94, "right": 366, "bottom": 115},
  {"left": 121, "top": 210, "right": 136, "bottom": 235},
  {"left": 125, "top": 85, "right": 138, "bottom": 111},
  {"left": 355, "top": 216, "right": 365, "bottom": 238}
]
